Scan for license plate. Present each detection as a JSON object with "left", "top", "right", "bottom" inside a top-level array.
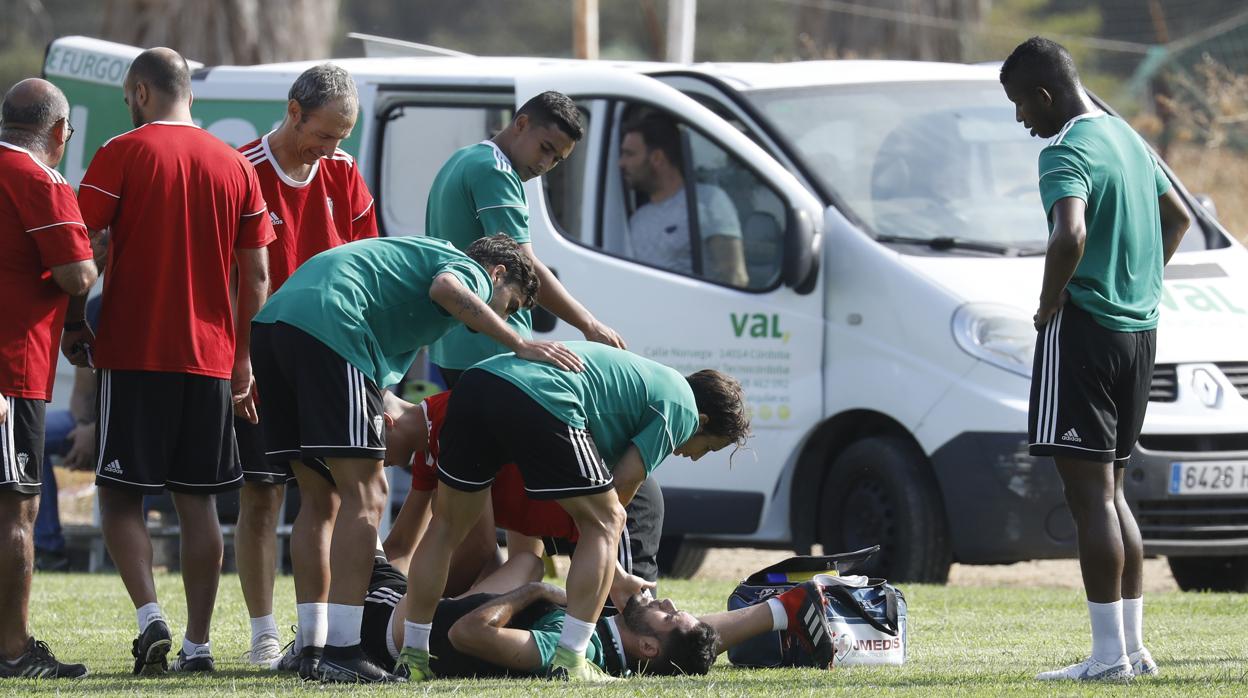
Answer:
[{"left": 1168, "top": 461, "right": 1248, "bottom": 495}]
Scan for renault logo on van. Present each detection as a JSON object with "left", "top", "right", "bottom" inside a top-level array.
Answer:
[{"left": 1192, "top": 367, "right": 1222, "bottom": 408}]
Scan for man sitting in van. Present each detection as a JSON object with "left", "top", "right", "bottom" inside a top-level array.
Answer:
[{"left": 618, "top": 115, "right": 749, "bottom": 288}]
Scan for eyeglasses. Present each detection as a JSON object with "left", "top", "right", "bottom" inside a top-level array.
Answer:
[{"left": 63, "top": 119, "right": 75, "bottom": 143}]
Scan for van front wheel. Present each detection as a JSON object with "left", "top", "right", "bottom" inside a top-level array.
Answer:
[
  {"left": 1168, "top": 555, "right": 1248, "bottom": 592},
  {"left": 817, "top": 436, "right": 951, "bottom": 583}
]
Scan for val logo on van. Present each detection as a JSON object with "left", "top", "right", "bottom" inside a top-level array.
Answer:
[{"left": 730, "top": 313, "right": 789, "bottom": 342}]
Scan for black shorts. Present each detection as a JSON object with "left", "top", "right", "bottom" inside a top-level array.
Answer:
[
  {"left": 434, "top": 366, "right": 464, "bottom": 390},
  {"left": 236, "top": 416, "right": 331, "bottom": 485},
  {"left": 1028, "top": 303, "right": 1156, "bottom": 464},
  {"left": 545, "top": 475, "right": 664, "bottom": 584},
  {"left": 1, "top": 397, "right": 45, "bottom": 495},
  {"left": 95, "top": 369, "right": 242, "bottom": 494},
  {"left": 250, "top": 322, "right": 385, "bottom": 466},
  {"left": 360, "top": 558, "right": 555, "bottom": 678},
  {"left": 437, "top": 369, "right": 614, "bottom": 500}
]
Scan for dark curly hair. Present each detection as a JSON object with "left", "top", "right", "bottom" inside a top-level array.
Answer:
[
  {"left": 686, "top": 369, "right": 750, "bottom": 446},
  {"left": 465, "top": 233, "right": 540, "bottom": 309},
  {"left": 636, "top": 621, "right": 719, "bottom": 676}
]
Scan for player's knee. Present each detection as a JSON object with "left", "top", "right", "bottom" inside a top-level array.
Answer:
[{"left": 240, "top": 482, "right": 283, "bottom": 521}]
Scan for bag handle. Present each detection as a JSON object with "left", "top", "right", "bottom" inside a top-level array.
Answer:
[{"left": 824, "top": 584, "right": 900, "bottom": 637}]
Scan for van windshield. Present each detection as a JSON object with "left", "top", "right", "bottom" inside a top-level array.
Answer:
[{"left": 747, "top": 81, "right": 1054, "bottom": 250}]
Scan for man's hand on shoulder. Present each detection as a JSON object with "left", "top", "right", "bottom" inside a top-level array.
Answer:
[{"left": 515, "top": 340, "right": 585, "bottom": 372}]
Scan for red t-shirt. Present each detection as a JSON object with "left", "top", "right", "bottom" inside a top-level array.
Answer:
[
  {"left": 0, "top": 142, "right": 93, "bottom": 400},
  {"left": 239, "top": 134, "right": 377, "bottom": 291},
  {"left": 412, "top": 391, "right": 580, "bottom": 542},
  {"left": 78, "top": 122, "right": 275, "bottom": 379}
]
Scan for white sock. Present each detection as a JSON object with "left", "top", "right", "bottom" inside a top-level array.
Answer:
[
  {"left": 1087, "top": 599, "right": 1126, "bottom": 665},
  {"left": 1122, "top": 596, "right": 1144, "bottom": 655},
  {"left": 136, "top": 602, "right": 164, "bottom": 633},
  {"left": 403, "top": 621, "right": 432, "bottom": 653},
  {"left": 182, "top": 637, "right": 211, "bottom": 657},
  {"left": 325, "top": 603, "right": 363, "bottom": 647},
  {"left": 297, "top": 602, "right": 328, "bottom": 650},
  {"left": 766, "top": 598, "right": 788, "bottom": 631},
  {"left": 557, "top": 614, "right": 596, "bottom": 654},
  {"left": 250, "top": 614, "right": 278, "bottom": 644}
]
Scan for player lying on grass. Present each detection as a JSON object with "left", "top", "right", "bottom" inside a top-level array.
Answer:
[
  {"left": 380, "top": 390, "right": 659, "bottom": 602},
  {"left": 352, "top": 552, "right": 834, "bottom": 679},
  {"left": 398, "top": 343, "right": 750, "bottom": 681}
]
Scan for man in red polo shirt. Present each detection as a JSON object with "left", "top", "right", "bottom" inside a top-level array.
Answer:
[
  {"left": 0, "top": 78, "right": 96, "bottom": 680},
  {"left": 76, "top": 48, "right": 274, "bottom": 676},
  {"left": 232, "top": 63, "right": 378, "bottom": 671}
]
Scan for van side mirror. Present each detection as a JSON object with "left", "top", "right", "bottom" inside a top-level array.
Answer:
[
  {"left": 1195, "top": 193, "right": 1218, "bottom": 220},
  {"left": 783, "top": 208, "right": 820, "bottom": 295}
]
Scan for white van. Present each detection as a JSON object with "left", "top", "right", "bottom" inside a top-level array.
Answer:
[{"left": 45, "top": 35, "right": 1248, "bottom": 589}]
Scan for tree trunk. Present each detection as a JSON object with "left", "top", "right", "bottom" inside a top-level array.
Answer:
[{"left": 101, "top": 0, "right": 340, "bottom": 65}]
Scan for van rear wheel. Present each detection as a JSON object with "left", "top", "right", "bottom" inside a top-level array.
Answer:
[
  {"left": 1168, "top": 555, "right": 1248, "bottom": 592},
  {"left": 657, "top": 536, "right": 708, "bottom": 579},
  {"left": 817, "top": 436, "right": 951, "bottom": 583}
]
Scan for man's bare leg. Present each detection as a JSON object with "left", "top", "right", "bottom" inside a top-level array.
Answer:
[
  {"left": 290, "top": 461, "right": 339, "bottom": 654},
  {"left": 236, "top": 480, "right": 284, "bottom": 657},
  {"left": 236, "top": 481, "right": 283, "bottom": 618},
  {"left": 322, "top": 457, "right": 388, "bottom": 648},
  {"left": 1114, "top": 466, "right": 1150, "bottom": 668},
  {"left": 0, "top": 493, "right": 37, "bottom": 658},
  {"left": 99, "top": 486, "right": 158, "bottom": 611},
  {"left": 170, "top": 492, "right": 223, "bottom": 645},
  {"left": 555, "top": 491, "right": 625, "bottom": 627},
  {"left": 405, "top": 486, "right": 492, "bottom": 626},
  {"left": 1054, "top": 457, "right": 1128, "bottom": 668}
]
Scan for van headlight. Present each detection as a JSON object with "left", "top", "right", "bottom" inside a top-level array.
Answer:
[{"left": 952, "top": 303, "right": 1035, "bottom": 378}]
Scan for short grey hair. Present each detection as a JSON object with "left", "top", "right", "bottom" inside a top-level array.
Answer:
[
  {"left": 1, "top": 88, "right": 68, "bottom": 132},
  {"left": 288, "top": 63, "right": 358, "bottom": 118}
]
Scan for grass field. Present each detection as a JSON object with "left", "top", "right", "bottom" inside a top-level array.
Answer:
[{"left": 6, "top": 572, "right": 1246, "bottom": 696}]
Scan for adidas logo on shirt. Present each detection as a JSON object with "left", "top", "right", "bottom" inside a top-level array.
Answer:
[
  {"left": 1061, "top": 428, "right": 1082, "bottom": 443},
  {"left": 269, "top": 211, "right": 284, "bottom": 226},
  {"left": 103, "top": 459, "right": 124, "bottom": 474}
]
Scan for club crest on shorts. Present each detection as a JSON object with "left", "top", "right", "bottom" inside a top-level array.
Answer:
[
  {"left": 17, "top": 452, "right": 29, "bottom": 468},
  {"left": 326, "top": 196, "right": 335, "bottom": 216},
  {"left": 373, "top": 414, "right": 384, "bottom": 438}
]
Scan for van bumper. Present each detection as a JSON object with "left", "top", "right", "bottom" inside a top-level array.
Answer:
[{"left": 930, "top": 432, "right": 1248, "bottom": 564}]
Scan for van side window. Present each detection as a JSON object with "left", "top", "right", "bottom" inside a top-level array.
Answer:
[
  {"left": 378, "top": 101, "right": 511, "bottom": 235},
  {"left": 606, "top": 105, "right": 784, "bottom": 290}
]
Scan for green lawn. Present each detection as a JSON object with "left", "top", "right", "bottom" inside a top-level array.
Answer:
[{"left": 7, "top": 572, "right": 1247, "bottom": 696}]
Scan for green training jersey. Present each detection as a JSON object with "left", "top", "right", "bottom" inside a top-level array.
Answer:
[
  {"left": 427, "top": 141, "right": 534, "bottom": 370},
  {"left": 254, "top": 236, "right": 493, "bottom": 388},
  {"left": 474, "top": 342, "right": 700, "bottom": 474},
  {"left": 1037, "top": 111, "right": 1172, "bottom": 332},
  {"left": 528, "top": 608, "right": 607, "bottom": 676}
]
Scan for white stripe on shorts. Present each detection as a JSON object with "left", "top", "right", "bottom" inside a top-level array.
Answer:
[
  {"left": 1, "top": 398, "right": 13, "bottom": 483},
  {"left": 1036, "top": 307, "right": 1063, "bottom": 444},
  {"left": 95, "top": 370, "right": 112, "bottom": 474}
]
